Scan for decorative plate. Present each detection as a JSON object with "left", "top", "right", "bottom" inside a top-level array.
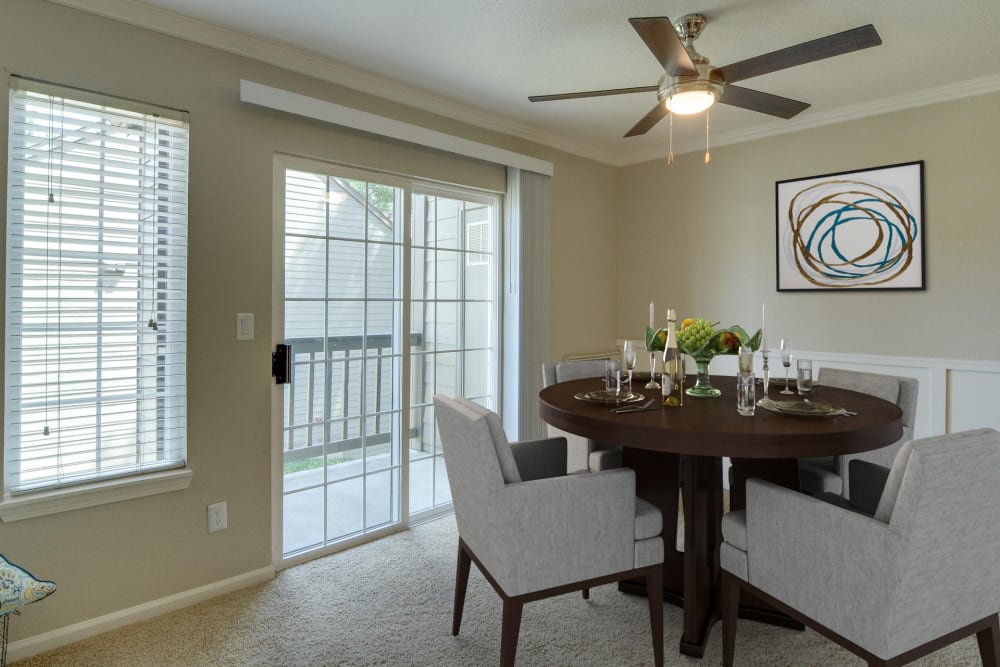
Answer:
[{"left": 574, "top": 390, "right": 645, "bottom": 405}]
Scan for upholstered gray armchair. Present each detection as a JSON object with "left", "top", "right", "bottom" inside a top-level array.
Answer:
[
  {"left": 798, "top": 368, "right": 918, "bottom": 498},
  {"left": 542, "top": 360, "right": 622, "bottom": 473},
  {"left": 721, "top": 428, "right": 1000, "bottom": 666},
  {"left": 433, "top": 395, "right": 665, "bottom": 667}
]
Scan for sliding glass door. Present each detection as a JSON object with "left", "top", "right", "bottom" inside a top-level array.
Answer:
[
  {"left": 275, "top": 158, "right": 499, "bottom": 562},
  {"left": 409, "top": 188, "right": 499, "bottom": 518}
]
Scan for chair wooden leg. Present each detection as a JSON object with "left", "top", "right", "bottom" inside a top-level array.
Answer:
[
  {"left": 582, "top": 587, "right": 589, "bottom": 600},
  {"left": 721, "top": 572, "right": 740, "bottom": 667},
  {"left": 645, "top": 567, "right": 664, "bottom": 667},
  {"left": 452, "top": 541, "right": 472, "bottom": 636},
  {"left": 500, "top": 598, "right": 524, "bottom": 667},
  {"left": 977, "top": 615, "right": 1000, "bottom": 667}
]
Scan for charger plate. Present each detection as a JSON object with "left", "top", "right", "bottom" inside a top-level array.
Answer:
[
  {"left": 759, "top": 397, "right": 845, "bottom": 417},
  {"left": 574, "top": 390, "right": 644, "bottom": 405}
]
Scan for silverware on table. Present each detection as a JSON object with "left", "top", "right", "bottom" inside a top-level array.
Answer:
[{"left": 612, "top": 399, "right": 656, "bottom": 414}]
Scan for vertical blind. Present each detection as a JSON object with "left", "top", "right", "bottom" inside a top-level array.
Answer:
[{"left": 4, "top": 77, "right": 189, "bottom": 493}]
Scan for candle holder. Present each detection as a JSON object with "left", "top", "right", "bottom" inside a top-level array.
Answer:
[{"left": 759, "top": 349, "right": 770, "bottom": 398}]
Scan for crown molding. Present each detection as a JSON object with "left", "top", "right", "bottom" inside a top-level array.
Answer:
[{"left": 45, "top": 1, "right": 1000, "bottom": 169}]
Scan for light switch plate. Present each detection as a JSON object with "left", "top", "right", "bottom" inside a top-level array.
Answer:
[{"left": 236, "top": 313, "right": 254, "bottom": 341}]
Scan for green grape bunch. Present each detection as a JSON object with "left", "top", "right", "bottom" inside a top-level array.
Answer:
[{"left": 676, "top": 318, "right": 717, "bottom": 353}]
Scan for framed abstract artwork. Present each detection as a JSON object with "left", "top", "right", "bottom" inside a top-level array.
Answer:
[{"left": 775, "top": 161, "right": 924, "bottom": 291}]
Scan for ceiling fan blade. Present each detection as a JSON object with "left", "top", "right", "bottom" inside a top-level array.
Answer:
[
  {"left": 720, "top": 85, "right": 810, "bottom": 119},
  {"left": 718, "top": 24, "right": 881, "bottom": 84},
  {"left": 529, "top": 85, "right": 658, "bottom": 102},
  {"left": 624, "top": 103, "right": 668, "bottom": 138},
  {"left": 629, "top": 17, "right": 698, "bottom": 76}
]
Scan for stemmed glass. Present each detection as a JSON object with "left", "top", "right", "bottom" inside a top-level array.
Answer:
[
  {"left": 623, "top": 340, "right": 637, "bottom": 394},
  {"left": 780, "top": 339, "right": 794, "bottom": 395}
]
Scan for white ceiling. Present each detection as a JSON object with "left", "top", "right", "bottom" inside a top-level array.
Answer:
[{"left": 56, "top": 0, "right": 1000, "bottom": 166}]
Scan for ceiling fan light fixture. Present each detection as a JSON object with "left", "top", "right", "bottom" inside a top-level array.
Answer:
[
  {"left": 661, "top": 68, "right": 724, "bottom": 115},
  {"left": 665, "top": 89, "right": 718, "bottom": 115}
]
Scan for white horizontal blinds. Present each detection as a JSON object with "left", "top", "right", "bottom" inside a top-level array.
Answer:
[{"left": 5, "top": 78, "right": 189, "bottom": 493}]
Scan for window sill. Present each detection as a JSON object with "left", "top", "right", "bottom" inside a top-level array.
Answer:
[{"left": 0, "top": 468, "right": 193, "bottom": 522}]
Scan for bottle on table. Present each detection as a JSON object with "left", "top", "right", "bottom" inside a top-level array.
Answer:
[{"left": 662, "top": 308, "right": 683, "bottom": 407}]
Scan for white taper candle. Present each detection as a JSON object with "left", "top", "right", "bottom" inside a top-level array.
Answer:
[{"left": 761, "top": 302, "right": 768, "bottom": 352}]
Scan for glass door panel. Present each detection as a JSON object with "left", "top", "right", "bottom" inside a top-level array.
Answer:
[
  {"left": 408, "top": 190, "right": 498, "bottom": 517},
  {"left": 277, "top": 161, "right": 499, "bottom": 559},
  {"left": 281, "top": 168, "right": 404, "bottom": 558}
]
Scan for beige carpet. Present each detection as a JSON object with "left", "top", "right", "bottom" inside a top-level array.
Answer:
[{"left": 16, "top": 514, "right": 981, "bottom": 666}]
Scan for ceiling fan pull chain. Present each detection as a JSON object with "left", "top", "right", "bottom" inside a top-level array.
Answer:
[
  {"left": 705, "top": 110, "right": 712, "bottom": 165},
  {"left": 668, "top": 113, "right": 675, "bottom": 165}
]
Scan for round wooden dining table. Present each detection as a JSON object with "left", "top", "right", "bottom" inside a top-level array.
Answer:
[{"left": 539, "top": 375, "right": 903, "bottom": 658}]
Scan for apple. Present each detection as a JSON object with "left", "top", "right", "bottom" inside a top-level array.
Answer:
[{"left": 718, "top": 331, "right": 742, "bottom": 352}]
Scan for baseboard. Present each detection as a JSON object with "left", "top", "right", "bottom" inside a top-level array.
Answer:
[{"left": 6, "top": 565, "right": 275, "bottom": 663}]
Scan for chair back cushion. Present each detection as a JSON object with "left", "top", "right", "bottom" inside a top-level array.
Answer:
[
  {"left": 895, "top": 376, "right": 919, "bottom": 439},
  {"left": 542, "top": 360, "right": 612, "bottom": 473},
  {"left": 553, "top": 359, "right": 608, "bottom": 383},
  {"left": 542, "top": 362, "right": 557, "bottom": 388},
  {"left": 434, "top": 396, "right": 505, "bottom": 491},
  {"left": 444, "top": 396, "right": 521, "bottom": 484},
  {"left": 817, "top": 367, "right": 899, "bottom": 404},
  {"left": 881, "top": 428, "right": 1000, "bottom": 656},
  {"left": 433, "top": 396, "right": 507, "bottom": 542}
]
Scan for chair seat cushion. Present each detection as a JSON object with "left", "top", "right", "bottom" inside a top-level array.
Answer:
[
  {"left": 635, "top": 497, "right": 662, "bottom": 540},
  {"left": 721, "top": 509, "right": 747, "bottom": 551}
]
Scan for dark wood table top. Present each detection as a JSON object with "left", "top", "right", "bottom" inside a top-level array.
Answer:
[{"left": 539, "top": 376, "right": 903, "bottom": 459}]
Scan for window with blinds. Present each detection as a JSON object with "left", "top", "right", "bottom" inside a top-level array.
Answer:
[{"left": 4, "top": 78, "right": 189, "bottom": 494}]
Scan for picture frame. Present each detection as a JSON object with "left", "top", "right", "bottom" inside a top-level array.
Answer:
[{"left": 775, "top": 160, "right": 924, "bottom": 291}]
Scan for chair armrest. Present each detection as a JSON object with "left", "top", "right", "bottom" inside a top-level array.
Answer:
[
  {"left": 589, "top": 444, "right": 622, "bottom": 471},
  {"left": 847, "top": 459, "right": 890, "bottom": 516},
  {"left": 744, "top": 479, "right": 903, "bottom": 642},
  {"left": 509, "top": 437, "right": 567, "bottom": 481},
  {"left": 479, "top": 467, "right": 641, "bottom": 596}
]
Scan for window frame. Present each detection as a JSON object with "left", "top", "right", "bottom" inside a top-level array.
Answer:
[{"left": 1, "top": 78, "right": 192, "bottom": 521}]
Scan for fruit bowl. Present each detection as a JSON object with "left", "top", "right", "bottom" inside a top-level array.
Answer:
[{"left": 645, "top": 321, "right": 762, "bottom": 398}]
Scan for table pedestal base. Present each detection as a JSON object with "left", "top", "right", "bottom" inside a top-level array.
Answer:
[
  {"left": 621, "top": 449, "right": 723, "bottom": 657},
  {"left": 620, "top": 449, "right": 803, "bottom": 657}
]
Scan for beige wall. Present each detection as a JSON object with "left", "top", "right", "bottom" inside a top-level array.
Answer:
[
  {"left": 0, "top": 0, "right": 618, "bottom": 642},
  {"left": 618, "top": 93, "right": 1000, "bottom": 362}
]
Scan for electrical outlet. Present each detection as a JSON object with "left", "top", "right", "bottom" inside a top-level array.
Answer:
[{"left": 208, "top": 501, "right": 228, "bottom": 533}]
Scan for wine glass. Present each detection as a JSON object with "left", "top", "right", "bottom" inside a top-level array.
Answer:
[
  {"left": 623, "top": 340, "right": 637, "bottom": 393},
  {"left": 780, "top": 339, "right": 793, "bottom": 395}
]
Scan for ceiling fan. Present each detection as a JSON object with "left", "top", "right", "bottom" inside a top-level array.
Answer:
[{"left": 529, "top": 14, "right": 882, "bottom": 138}]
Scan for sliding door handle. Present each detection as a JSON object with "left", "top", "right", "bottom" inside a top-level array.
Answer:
[{"left": 272, "top": 343, "right": 292, "bottom": 384}]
